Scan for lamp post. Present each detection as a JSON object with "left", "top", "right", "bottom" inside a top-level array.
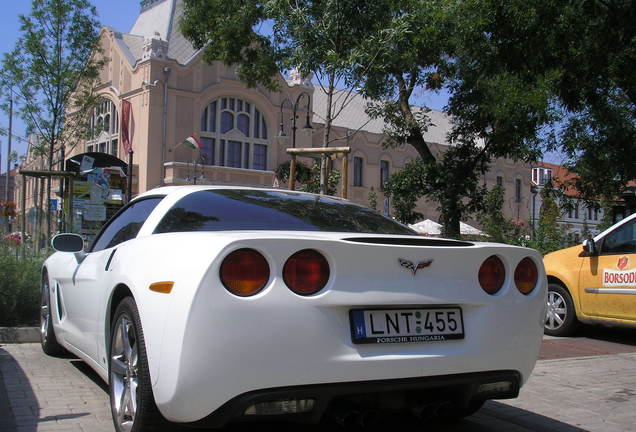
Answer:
[
  {"left": 4, "top": 88, "right": 13, "bottom": 203},
  {"left": 531, "top": 185, "right": 539, "bottom": 240},
  {"left": 277, "top": 92, "right": 313, "bottom": 149}
]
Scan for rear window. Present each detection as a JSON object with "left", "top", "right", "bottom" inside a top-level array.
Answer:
[{"left": 154, "top": 189, "right": 415, "bottom": 235}]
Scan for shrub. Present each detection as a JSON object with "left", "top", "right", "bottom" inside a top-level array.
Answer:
[{"left": 0, "top": 245, "right": 46, "bottom": 326}]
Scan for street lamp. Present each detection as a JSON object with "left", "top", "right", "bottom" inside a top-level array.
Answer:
[
  {"left": 277, "top": 92, "right": 313, "bottom": 148},
  {"left": 531, "top": 184, "right": 539, "bottom": 239}
]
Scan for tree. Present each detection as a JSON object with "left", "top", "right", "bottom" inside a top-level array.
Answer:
[
  {"left": 367, "top": 187, "right": 378, "bottom": 211},
  {"left": 1, "top": 0, "right": 103, "bottom": 246},
  {"left": 377, "top": 0, "right": 635, "bottom": 236},
  {"left": 457, "top": 0, "right": 635, "bottom": 201},
  {"left": 354, "top": 0, "right": 552, "bottom": 237},
  {"left": 531, "top": 182, "right": 567, "bottom": 255},
  {"left": 182, "top": 0, "right": 553, "bottom": 238},
  {"left": 581, "top": 217, "right": 591, "bottom": 242},
  {"left": 383, "top": 162, "right": 424, "bottom": 224},
  {"left": 181, "top": 0, "right": 398, "bottom": 193},
  {"left": 596, "top": 200, "right": 616, "bottom": 232},
  {"left": 478, "top": 184, "right": 523, "bottom": 244},
  {"left": 301, "top": 162, "right": 341, "bottom": 195},
  {"left": 275, "top": 160, "right": 340, "bottom": 195}
]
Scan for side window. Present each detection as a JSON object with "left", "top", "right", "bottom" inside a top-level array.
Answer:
[
  {"left": 91, "top": 197, "right": 163, "bottom": 252},
  {"left": 601, "top": 219, "right": 636, "bottom": 255}
]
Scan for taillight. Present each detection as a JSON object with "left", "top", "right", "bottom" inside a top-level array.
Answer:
[
  {"left": 283, "top": 249, "right": 330, "bottom": 296},
  {"left": 220, "top": 249, "right": 270, "bottom": 296},
  {"left": 514, "top": 257, "right": 538, "bottom": 295},
  {"left": 478, "top": 255, "right": 505, "bottom": 295}
]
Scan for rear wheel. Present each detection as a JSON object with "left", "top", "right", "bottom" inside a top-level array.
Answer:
[
  {"left": 109, "top": 297, "right": 170, "bottom": 432},
  {"left": 544, "top": 283, "right": 578, "bottom": 337},
  {"left": 40, "top": 270, "right": 66, "bottom": 356}
]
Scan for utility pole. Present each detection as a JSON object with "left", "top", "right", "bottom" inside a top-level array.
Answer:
[{"left": 5, "top": 91, "right": 12, "bottom": 202}]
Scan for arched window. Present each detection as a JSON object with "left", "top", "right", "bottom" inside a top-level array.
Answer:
[
  {"left": 199, "top": 97, "right": 269, "bottom": 170},
  {"left": 86, "top": 99, "right": 119, "bottom": 157}
]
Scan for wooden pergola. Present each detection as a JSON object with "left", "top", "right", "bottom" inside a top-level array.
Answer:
[{"left": 286, "top": 147, "right": 352, "bottom": 198}]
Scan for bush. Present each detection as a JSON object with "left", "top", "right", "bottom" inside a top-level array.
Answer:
[{"left": 0, "top": 244, "right": 46, "bottom": 326}]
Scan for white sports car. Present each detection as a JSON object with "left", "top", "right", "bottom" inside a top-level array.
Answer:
[{"left": 41, "top": 186, "right": 546, "bottom": 431}]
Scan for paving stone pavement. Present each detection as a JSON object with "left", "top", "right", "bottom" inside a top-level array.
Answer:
[{"left": 1, "top": 343, "right": 635, "bottom": 431}]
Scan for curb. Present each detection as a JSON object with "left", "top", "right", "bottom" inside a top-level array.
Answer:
[{"left": 0, "top": 327, "right": 40, "bottom": 344}]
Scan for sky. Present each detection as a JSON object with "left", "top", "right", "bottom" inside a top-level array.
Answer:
[{"left": 0, "top": 0, "right": 565, "bottom": 174}]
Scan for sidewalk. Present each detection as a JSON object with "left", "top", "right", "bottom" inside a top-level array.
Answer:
[{"left": 1, "top": 343, "right": 635, "bottom": 431}]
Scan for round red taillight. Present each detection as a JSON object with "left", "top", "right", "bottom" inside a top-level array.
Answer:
[
  {"left": 514, "top": 257, "right": 538, "bottom": 295},
  {"left": 478, "top": 255, "right": 505, "bottom": 295},
  {"left": 283, "top": 249, "right": 330, "bottom": 296},
  {"left": 220, "top": 249, "right": 270, "bottom": 297}
]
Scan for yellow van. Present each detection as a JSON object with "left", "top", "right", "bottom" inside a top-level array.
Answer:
[{"left": 544, "top": 213, "right": 636, "bottom": 336}]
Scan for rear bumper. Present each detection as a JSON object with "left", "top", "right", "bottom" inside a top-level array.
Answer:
[
  {"left": 184, "top": 370, "right": 521, "bottom": 428},
  {"left": 154, "top": 287, "right": 544, "bottom": 422},
  {"left": 152, "top": 241, "right": 546, "bottom": 423}
]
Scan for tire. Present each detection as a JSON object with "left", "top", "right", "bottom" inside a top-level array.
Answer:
[
  {"left": 544, "top": 283, "right": 579, "bottom": 337},
  {"left": 109, "top": 297, "right": 170, "bottom": 432},
  {"left": 40, "top": 270, "right": 66, "bottom": 356}
]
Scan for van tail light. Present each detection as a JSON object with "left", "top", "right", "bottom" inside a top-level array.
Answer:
[
  {"left": 220, "top": 249, "right": 269, "bottom": 296},
  {"left": 514, "top": 257, "right": 538, "bottom": 295},
  {"left": 283, "top": 249, "right": 330, "bottom": 296},
  {"left": 478, "top": 255, "right": 505, "bottom": 295}
]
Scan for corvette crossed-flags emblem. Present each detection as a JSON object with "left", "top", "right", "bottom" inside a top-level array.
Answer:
[{"left": 398, "top": 258, "right": 434, "bottom": 276}]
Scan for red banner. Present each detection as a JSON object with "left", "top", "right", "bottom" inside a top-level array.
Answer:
[{"left": 121, "top": 99, "right": 132, "bottom": 153}]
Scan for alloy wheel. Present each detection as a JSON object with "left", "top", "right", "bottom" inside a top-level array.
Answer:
[
  {"left": 545, "top": 290, "right": 567, "bottom": 330},
  {"left": 110, "top": 316, "right": 139, "bottom": 432},
  {"left": 40, "top": 280, "right": 50, "bottom": 343}
]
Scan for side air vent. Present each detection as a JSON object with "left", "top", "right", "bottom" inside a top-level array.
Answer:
[
  {"left": 56, "top": 283, "right": 65, "bottom": 320},
  {"left": 343, "top": 237, "right": 474, "bottom": 247}
]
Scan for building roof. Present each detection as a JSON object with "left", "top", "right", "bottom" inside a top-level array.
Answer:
[
  {"left": 117, "top": 1, "right": 456, "bottom": 144},
  {"left": 311, "top": 89, "right": 453, "bottom": 146},
  {"left": 541, "top": 161, "right": 636, "bottom": 199},
  {"left": 116, "top": 0, "right": 200, "bottom": 67},
  {"left": 539, "top": 162, "right": 582, "bottom": 197}
]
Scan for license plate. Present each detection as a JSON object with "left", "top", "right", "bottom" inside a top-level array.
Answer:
[{"left": 349, "top": 307, "right": 464, "bottom": 344}]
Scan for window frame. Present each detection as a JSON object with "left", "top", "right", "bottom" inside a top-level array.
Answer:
[
  {"left": 353, "top": 156, "right": 364, "bottom": 187},
  {"left": 199, "top": 97, "right": 269, "bottom": 171},
  {"left": 379, "top": 160, "right": 389, "bottom": 189},
  {"left": 86, "top": 98, "right": 120, "bottom": 156},
  {"left": 515, "top": 179, "right": 522, "bottom": 203}
]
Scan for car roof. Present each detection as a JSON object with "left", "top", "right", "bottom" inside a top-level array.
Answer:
[{"left": 132, "top": 185, "right": 349, "bottom": 203}]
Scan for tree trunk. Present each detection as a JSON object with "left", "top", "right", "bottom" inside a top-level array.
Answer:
[
  {"left": 320, "top": 73, "right": 336, "bottom": 195},
  {"left": 441, "top": 203, "right": 461, "bottom": 239},
  {"left": 46, "top": 138, "right": 54, "bottom": 250},
  {"left": 37, "top": 177, "right": 45, "bottom": 253},
  {"left": 395, "top": 81, "right": 463, "bottom": 238}
]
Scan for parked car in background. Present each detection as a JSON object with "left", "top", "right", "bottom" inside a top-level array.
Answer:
[
  {"left": 41, "top": 186, "right": 546, "bottom": 431},
  {"left": 544, "top": 212, "right": 636, "bottom": 336}
]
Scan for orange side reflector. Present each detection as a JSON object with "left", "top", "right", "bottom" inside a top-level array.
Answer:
[{"left": 149, "top": 282, "right": 174, "bottom": 294}]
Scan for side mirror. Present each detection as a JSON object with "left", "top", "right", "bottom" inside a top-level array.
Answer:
[
  {"left": 51, "top": 233, "right": 84, "bottom": 253},
  {"left": 583, "top": 238, "right": 598, "bottom": 256}
]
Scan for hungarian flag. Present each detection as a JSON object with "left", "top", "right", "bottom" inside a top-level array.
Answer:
[
  {"left": 121, "top": 100, "right": 133, "bottom": 153},
  {"left": 182, "top": 135, "right": 202, "bottom": 150}
]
